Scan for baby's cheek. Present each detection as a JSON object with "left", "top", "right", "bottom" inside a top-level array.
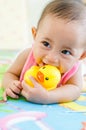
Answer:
[
  {"left": 63, "top": 62, "right": 73, "bottom": 72},
  {"left": 59, "top": 66, "right": 66, "bottom": 74}
]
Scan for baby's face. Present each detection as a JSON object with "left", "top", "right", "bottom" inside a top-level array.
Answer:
[{"left": 33, "top": 15, "right": 85, "bottom": 74}]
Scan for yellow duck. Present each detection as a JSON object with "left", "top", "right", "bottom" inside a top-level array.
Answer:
[{"left": 24, "top": 65, "right": 61, "bottom": 91}]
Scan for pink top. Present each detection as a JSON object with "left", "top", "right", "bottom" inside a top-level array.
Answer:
[{"left": 20, "top": 49, "right": 80, "bottom": 86}]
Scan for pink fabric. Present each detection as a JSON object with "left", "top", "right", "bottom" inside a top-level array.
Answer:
[
  {"left": 20, "top": 49, "right": 36, "bottom": 82},
  {"left": 58, "top": 62, "right": 80, "bottom": 86},
  {"left": 20, "top": 49, "right": 80, "bottom": 86}
]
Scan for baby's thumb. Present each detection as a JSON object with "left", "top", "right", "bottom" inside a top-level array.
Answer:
[{"left": 29, "top": 76, "right": 41, "bottom": 88}]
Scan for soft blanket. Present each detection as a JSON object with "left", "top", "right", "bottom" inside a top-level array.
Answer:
[{"left": 0, "top": 50, "right": 86, "bottom": 130}]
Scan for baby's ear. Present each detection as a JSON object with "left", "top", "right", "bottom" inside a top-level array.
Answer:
[
  {"left": 79, "top": 51, "right": 86, "bottom": 60},
  {"left": 32, "top": 27, "right": 37, "bottom": 39}
]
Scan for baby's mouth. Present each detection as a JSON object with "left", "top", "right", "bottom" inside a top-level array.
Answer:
[{"left": 39, "top": 62, "right": 46, "bottom": 67}]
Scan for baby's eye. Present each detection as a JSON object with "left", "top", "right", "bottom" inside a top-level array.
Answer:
[
  {"left": 43, "top": 41, "right": 50, "bottom": 48},
  {"left": 61, "top": 50, "right": 71, "bottom": 55}
]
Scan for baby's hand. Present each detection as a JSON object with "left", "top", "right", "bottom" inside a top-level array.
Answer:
[
  {"left": 21, "top": 77, "right": 48, "bottom": 104},
  {"left": 3, "top": 80, "right": 22, "bottom": 101}
]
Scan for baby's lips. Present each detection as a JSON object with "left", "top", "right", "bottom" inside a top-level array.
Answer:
[{"left": 37, "top": 71, "right": 44, "bottom": 82}]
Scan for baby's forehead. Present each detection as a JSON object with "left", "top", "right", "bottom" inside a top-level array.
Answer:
[
  {"left": 39, "top": 14, "right": 85, "bottom": 28},
  {"left": 38, "top": 14, "right": 86, "bottom": 43}
]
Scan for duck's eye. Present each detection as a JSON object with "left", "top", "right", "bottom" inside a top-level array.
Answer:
[
  {"left": 42, "top": 67, "right": 46, "bottom": 69},
  {"left": 45, "top": 77, "right": 49, "bottom": 80}
]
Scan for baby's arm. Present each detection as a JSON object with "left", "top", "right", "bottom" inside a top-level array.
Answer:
[
  {"left": 21, "top": 65, "right": 82, "bottom": 104},
  {"left": 49, "top": 65, "right": 82, "bottom": 103},
  {"left": 2, "top": 48, "right": 31, "bottom": 101}
]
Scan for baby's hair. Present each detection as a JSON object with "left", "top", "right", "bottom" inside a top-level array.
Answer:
[{"left": 37, "top": 0, "right": 86, "bottom": 28}]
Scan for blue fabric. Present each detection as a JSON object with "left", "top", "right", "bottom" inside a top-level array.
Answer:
[{"left": 0, "top": 94, "right": 86, "bottom": 130}]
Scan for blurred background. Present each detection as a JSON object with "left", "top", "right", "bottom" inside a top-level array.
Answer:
[
  {"left": 0, "top": 0, "right": 50, "bottom": 50},
  {"left": 0, "top": 0, "right": 86, "bottom": 50}
]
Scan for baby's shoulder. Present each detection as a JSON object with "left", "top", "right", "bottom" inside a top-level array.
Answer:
[
  {"left": 20, "top": 48, "right": 31, "bottom": 55},
  {"left": 19, "top": 48, "right": 31, "bottom": 57},
  {"left": 16, "top": 48, "right": 31, "bottom": 62}
]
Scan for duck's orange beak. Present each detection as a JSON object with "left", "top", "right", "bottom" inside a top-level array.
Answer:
[{"left": 37, "top": 71, "right": 44, "bottom": 82}]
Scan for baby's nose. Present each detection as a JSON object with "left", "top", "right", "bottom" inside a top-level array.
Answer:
[{"left": 44, "top": 53, "right": 59, "bottom": 66}]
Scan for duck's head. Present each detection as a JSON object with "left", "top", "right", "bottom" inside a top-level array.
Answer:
[
  {"left": 24, "top": 66, "right": 39, "bottom": 87},
  {"left": 24, "top": 65, "right": 61, "bottom": 90},
  {"left": 36, "top": 65, "right": 61, "bottom": 90}
]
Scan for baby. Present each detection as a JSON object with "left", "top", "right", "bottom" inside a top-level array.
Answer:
[{"left": 2, "top": 0, "right": 86, "bottom": 104}]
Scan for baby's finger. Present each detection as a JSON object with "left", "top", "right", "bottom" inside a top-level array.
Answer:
[
  {"left": 22, "top": 80, "right": 32, "bottom": 90},
  {"left": 21, "top": 89, "right": 29, "bottom": 100},
  {"left": 11, "top": 85, "right": 21, "bottom": 94},
  {"left": 29, "top": 76, "right": 39, "bottom": 87},
  {"left": 13, "top": 81, "right": 22, "bottom": 89},
  {"left": 3, "top": 91, "right": 7, "bottom": 101},
  {"left": 6, "top": 88, "right": 19, "bottom": 99},
  {"left": 29, "top": 76, "right": 42, "bottom": 88}
]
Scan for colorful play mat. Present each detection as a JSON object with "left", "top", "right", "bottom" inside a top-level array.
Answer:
[{"left": 0, "top": 50, "right": 86, "bottom": 130}]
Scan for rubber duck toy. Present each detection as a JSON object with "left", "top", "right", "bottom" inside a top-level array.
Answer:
[{"left": 24, "top": 65, "right": 61, "bottom": 91}]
